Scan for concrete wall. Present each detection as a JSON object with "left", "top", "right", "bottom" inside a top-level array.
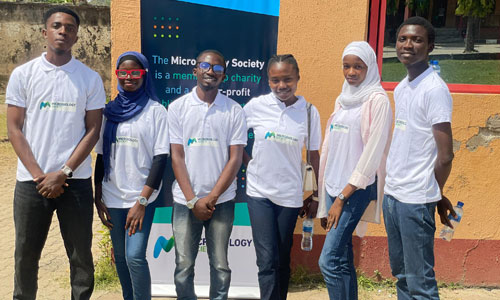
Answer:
[
  {"left": 111, "top": 0, "right": 500, "bottom": 286},
  {"left": 0, "top": 2, "right": 111, "bottom": 95}
]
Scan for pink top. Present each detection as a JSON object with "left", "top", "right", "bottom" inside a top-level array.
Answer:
[{"left": 317, "top": 92, "right": 392, "bottom": 231}]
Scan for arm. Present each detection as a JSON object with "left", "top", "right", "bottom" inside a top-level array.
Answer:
[
  {"left": 7, "top": 105, "right": 44, "bottom": 179},
  {"left": 93, "top": 154, "right": 112, "bottom": 229},
  {"left": 36, "top": 109, "right": 103, "bottom": 198},
  {"left": 326, "top": 96, "right": 392, "bottom": 231},
  {"left": 433, "top": 122, "right": 456, "bottom": 227}
]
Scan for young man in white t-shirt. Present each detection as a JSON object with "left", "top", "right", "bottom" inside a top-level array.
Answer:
[
  {"left": 168, "top": 50, "right": 247, "bottom": 300},
  {"left": 383, "top": 16, "right": 456, "bottom": 299},
  {"left": 6, "top": 7, "right": 105, "bottom": 300}
]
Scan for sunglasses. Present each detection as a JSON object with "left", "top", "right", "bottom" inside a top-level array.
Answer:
[
  {"left": 197, "top": 62, "right": 225, "bottom": 75},
  {"left": 115, "top": 69, "right": 146, "bottom": 79}
]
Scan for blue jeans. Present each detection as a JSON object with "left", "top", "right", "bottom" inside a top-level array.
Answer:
[
  {"left": 172, "top": 200, "right": 235, "bottom": 300},
  {"left": 247, "top": 196, "right": 301, "bottom": 300},
  {"left": 318, "top": 183, "right": 374, "bottom": 300},
  {"left": 383, "top": 194, "right": 439, "bottom": 300},
  {"left": 13, "top": 179, "right": 94, "bottom": 300},
  {"left": 108, "top": 200, "right": 157, "bottom": 300}
]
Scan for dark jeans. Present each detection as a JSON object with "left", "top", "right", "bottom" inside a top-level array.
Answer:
[
  {"left": 247, "top": 196, "right": 301, "bottom": 300},
  {"left": 13, "top": 179, "right": 94, "bottom": 300},
  {"left": 318, "top": 183, "right": 375, "bottom": 300},
  {"left": 383, "top": 194, "right": 439, "bottom": 300}
]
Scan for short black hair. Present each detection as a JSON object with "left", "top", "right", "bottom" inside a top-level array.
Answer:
[
  {"left": 43, "top": 6, "right": 80, "bottom": 28},
  {"left": 267, "top": 54, "right": 300, "bottom": 77},
  {"left": 396, "top": 16, "right": 435, "bottom": 45},
  {"left": 196, "top": 49, "right": 226, "bottom": 70}
]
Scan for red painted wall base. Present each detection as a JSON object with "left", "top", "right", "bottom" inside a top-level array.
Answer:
[{"left": 291, "top": 234, "right": 500, "bottom": 286}]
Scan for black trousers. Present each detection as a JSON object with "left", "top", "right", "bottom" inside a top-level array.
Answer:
[{"left": 13, "top": 179, "right": 94, "bottom": 300}]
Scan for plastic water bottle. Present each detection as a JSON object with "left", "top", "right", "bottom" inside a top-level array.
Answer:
[
  {"left": 431, "top": 60, "right": 441, "bottom": 76},
  {"left": 301, "top": 217, "right": 314, "bottom": 251},
  {"left": 439, "top": 201, "right": 464, "bottom": 242}
]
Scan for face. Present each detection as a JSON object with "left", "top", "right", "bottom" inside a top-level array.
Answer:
[
  {"left": 268, "top": 62, "right": 299, "bottom": 103},
  {"left": 117, "top": 60, "right": 144, "bottom": 92},
  {"left": 43, "top": 12, "right": 79, "bottom": 55},
  {"left": 396, "top": 24, "right": 434, "bottom": 67},
  {"left": 342, "top": 55, "right": 368, "bottom": 87},
  {"left": 194, "top": 52, "right": 225, "bottom": 91}
]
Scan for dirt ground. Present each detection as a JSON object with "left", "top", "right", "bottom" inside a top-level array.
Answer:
[{"left": 0, "top": 102, "right": 499, "bottom": 299}]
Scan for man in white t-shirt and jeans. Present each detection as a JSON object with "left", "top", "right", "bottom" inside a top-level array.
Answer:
[
  {"left": 168, "top": 49, "right": 247, "bottom": 300},
  {"left": 383, "top": 16, "right": 457, "bottom": 299},
  {"left": 6, "top": 7, "right": 105, "bottom": 300}
]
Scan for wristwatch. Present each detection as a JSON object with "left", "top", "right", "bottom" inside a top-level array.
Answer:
[
  {"left": 337, "top": 193, "right": 346, "bottom": 202},
  {"left": 61, "top": 165, "right": 73, "bottom": 178},
  {"left": 186, "top": 196, "right": 199, "bottom": 209},
  {"left": 138, "top": 196, "right": 148, "bottom": 207}
]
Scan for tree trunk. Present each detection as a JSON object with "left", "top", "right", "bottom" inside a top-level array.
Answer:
[{"left": 464, "top": 16, "right": 477, "bottom": 53}]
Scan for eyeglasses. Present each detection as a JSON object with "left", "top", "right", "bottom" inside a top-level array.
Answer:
[
  {"left": 197, "top": 62, "right": 225, "bottom": 75},
  {"left": 115, "top": 69, "right": 146, "bottom": 79}
]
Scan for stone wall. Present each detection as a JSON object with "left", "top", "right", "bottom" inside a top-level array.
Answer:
[{"left": 0, "top": 2, "right": 111, "bottom": 95}]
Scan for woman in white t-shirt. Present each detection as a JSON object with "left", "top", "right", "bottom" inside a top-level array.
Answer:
[
  {"left": 94, "top": 51, "right": 169, "bottom": 300},
  {"left": 243, "top": 54, "right": 321, "bottom": 300},
  {"left": 316, "top": 41, "right": 392, "bottom": 299}
]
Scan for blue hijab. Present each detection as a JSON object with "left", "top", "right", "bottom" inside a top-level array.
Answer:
[{"left": 102, "top": 51, "right": 158, "bottom": 181}]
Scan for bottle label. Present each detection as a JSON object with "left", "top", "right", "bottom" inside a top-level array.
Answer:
[
  {"left": 448, "top": 213, "right": 461, "bottom": 222},
  {"left": 303, "top": 226, "right": 313, "bottom": 233}
]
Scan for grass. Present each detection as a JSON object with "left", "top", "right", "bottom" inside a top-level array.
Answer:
[
  {"left": 382, "top": 60, "right": 500, "bottom": 85},
  {"left": 94, "top": 226, "right": 120, "bottom": 289}
]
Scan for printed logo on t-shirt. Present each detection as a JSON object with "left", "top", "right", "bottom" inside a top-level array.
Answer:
[
  {"left": 116, "top": 136, "right": 139, "bottom": 148},
  {"left": 331, "top": 123, "right": 349, "bottom": 133},
  {"left": 187, "top": 137, "right": 219, "bottom": 147},
  {"left": 39, "top": 101, "right": 77, "bottom": 112},
  {"left": 264, "top": 131, "right": 298, "bottom": 145},
  {"left": 395, "top": 119, "right": 407, "bottom": 131}
]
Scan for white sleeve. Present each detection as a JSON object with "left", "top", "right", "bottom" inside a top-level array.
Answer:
[
  {"left": 5, "top": 68, "right": 27, "bottom": 108},
  {"left": 243, "top": 98, "right": 255, "bottom": 129},
  {"left": 168, "top": 101, "right": 183, "bottom": 145},
  {"left": 94, "top": 118, "right": 106, "bottom": 155},
  {"left": 229, "top": 106, "right": 248, "bottom": 146},
  {"left": 153, "top": 106, "right": 170, "bottom": 155},
  {"left": 426, "top": 86, "right": 452, "bottom": 125},
  {"left": 86, "top": 73, "right": 106, "bottom": 111},
  {"left": 306, "top": 105, "right": 322, "bottom": 151}
]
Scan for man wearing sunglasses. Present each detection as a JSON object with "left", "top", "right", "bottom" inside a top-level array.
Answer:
[
  {"left": 6, "top": 6, "right": 105, "bottom": 300},
  {"left": 168, "top": 49, "right": 247, "bottom": 300}
]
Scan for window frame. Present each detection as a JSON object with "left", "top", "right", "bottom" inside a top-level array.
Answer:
[{"left": 368, "top": 0, "right": 500, "bottom": 94}]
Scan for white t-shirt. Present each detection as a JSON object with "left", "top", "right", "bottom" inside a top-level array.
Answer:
[
  {"left": 168, "top": 88, "right": 247, "bottom": 205},
  {"left": 385, "top": 67, "right": 453, "bottom": 204},
  {"left": 325, "top": 103, "right": 374, "bottom": 197},
  {"left": 95, "top": 100, "right": 170, "bottom": 208},
  {"left": 5, "top": 53, "right": 106, "bottom": 181},
  {"left": 244, "top": 93, "right": 322, "bottom": 208}
]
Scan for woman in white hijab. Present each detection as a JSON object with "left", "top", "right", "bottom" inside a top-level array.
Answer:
[{"left": 317, "top": 41, "right": 392, "bottom": 299}]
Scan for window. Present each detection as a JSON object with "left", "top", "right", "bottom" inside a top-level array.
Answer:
[{"left": 369, "top": 0, "right": 500, "bottom": 93}]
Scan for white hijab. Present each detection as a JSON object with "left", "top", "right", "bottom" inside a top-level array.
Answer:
[{"left": 338, "top": 41, "right": 386, "bottom": 108}]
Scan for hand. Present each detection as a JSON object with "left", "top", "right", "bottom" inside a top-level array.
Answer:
[
  {"left": 95, "top": 199, "right": 113, "bottom": 229},
  {"left": 437, "top": 195, "right": 456, "bottom": 228},
  {"left": 34, "top": 171, "right": 68, "bottom": 198},
  {"left": 326, "top": 198, "right": 344, "bottom": 231},
  {"left": 300, "top": 196, "right": 319, "bottom": 218},
  {"left": 192, "top": 197, "right": 215, "bottom": 221},
  {"left": 321, "top": 218, "right": 327, "bottom": 230},
  {"left": 125, "top": 202, "right": 146, "bottom": 236}
]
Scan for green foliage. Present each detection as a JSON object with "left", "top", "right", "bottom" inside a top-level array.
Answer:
[
  {"left": 382, "top": 59, "right": 500, "bottom": 85},
  {"left": 406, "top": 0, "right": 430, "bottom": 16},
  {"left": 386, "top": 0, "right": 401, "bottom": 16},
  {"left": 357, "top": 270, "right": 396, "bottom": 292},
  {"left": 289, "top": 265, "right": 326, "bottom": 290},
  {"left": 94, "top": 226, "right": 120, "bottom": 289},
  {"left": 456, "top": 0, "right": 496, "bottom": 18}
]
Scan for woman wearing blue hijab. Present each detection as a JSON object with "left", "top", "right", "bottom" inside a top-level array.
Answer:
[{"left": 94, "top": 51, "right": 170, "bottom": 300}]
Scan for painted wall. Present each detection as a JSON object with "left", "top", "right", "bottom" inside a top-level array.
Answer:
[{"left": 111, "top": 0, "right": 500, "bottom": 286}]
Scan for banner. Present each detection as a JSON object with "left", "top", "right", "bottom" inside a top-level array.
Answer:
[{"left": 140, "top": 0, "right": 279, "bottom": 298}]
